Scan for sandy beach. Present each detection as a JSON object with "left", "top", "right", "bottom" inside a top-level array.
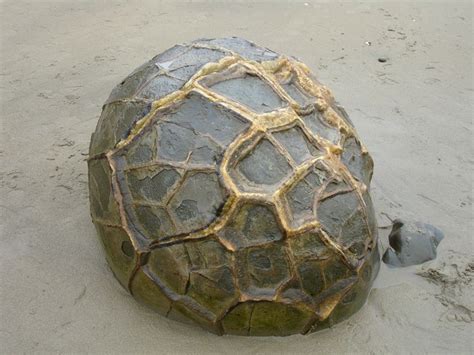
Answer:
[{"left": 1, "top": 1, "right": 472, "bottom": 353}]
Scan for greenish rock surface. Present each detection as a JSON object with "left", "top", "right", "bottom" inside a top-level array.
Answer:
[{"left": 88, "top": 37, "right": 380, "bottom": 336}]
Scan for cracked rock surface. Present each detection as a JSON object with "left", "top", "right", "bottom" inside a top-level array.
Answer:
[{"left": 88, "top": 37, "right": 380, "bottom": 336}]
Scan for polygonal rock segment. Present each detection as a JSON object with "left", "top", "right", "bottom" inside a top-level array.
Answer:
[
  {"left": 156, "top": 121, "right": 223, "bottom": 164},
  {"left": 88, "top": 158, "right": 120, "bottom": 224},
  {"left": 323, "top": 257, "right": 353, "bottom": 289},
  {"left": 288, "top": 230, "right": 331, "bottom": 260},
  {"left": 221, "top": 301, "right": 312, "bottom": 336},
  {"left": 281, "top": 79, "right": 314, "bottom": 108},
  {"left": 235, "top": 244, "right": 290, "bottom": 298},
  {"left": 286, "top": 231, "right": 353, "bottom": 300},
  {"left": 272, "top": 62, "right": 317, "bottom": 108},
  {"left": 90, "top": 100, "right": 151, "bottom": 156},
  {"left": 138, "top": 75, "right": 184, "bottom": 101},
  {"left": 210, "top": 74, "right": 284, "bottom": 113},
  {"left": 339, "top": 208, "right": 371, "bottom": 257},
  {"left": 333, "top": 103, "right": 355, "bottom": 127},
  {"left": 193, "top": 37, "right": 278, "bottom": 62},
  {"left": 296, "top": 260, "right": 325, "bottom": 297},
  {"left": 124, "top": 126, "right": 157, "bottom": 165},
  {"left": 317, "top": 191, "right": 369, "bottom": 257},
  {"left": 325, "top": 247, "right": 379, "bottom": 332},
  {"left": 153, "top": 44, "right": 191, "bottom": 69},
  {"left": 166, "top": 46, "right": 226, "bottom": 73},
  {"left": 304, "top": 162, "right": 331, "bottom": 189},
  {"left": 131, "top": 268, "right": 172, "bottom": 316},
  {"left": 288, "top": 231, "right": 347, "bottom": 298},
  {"left": 286, "top": 178, "right": 316, "bottom": 227},
  {"left": 321, "top": 178, "right": 352, "bottom": 199},
  {"left": 162, "top": 91, "right": 250, "bottom": 147},
  {"left": 218, "top": 203, "right": 283, "bottom": 250},
  {"left": 147, "top": 244, "right": 191, "bottom": 295},
  {"left": 137, "top": 45, "right": 227, "bottom": 100},
  {"left": 235, "top": 138, "right": 292, "bottom": 189},
  {"left": 317, "top": 191, "right": 360, "bottom": 237},
  {"left": 284, "top": 164, "right": 330, "bottom": 228},
  {"left": 297, "top": 254, "right": 353, "bottom": 299},
  {"left": 106, "top": 60, "right": 160, "bottom": 104},
  {"left": 341, "top": 137, "right": 373, "bottom": 186},
  {"left": 187, "top": 267, "right": 237, "bottom": 316},
  {"left": 94, "top": 223, "right": 136, "bottom": 289},
  {"left": 362, "top": 191, "right": 378, "bottom": 242},
  {"left": 221, "top": 302, "right": 253, "bottom": 336},
  {"left": 126, "top": 167, "right": 181, "bottom": 203},
  {"left": 185, "top": 238, "right": 230, "bottom": 269},
  {"left": 134, "top": 205, "right": 176, "bottom": 240},
  {"left": 277, "top": 277, "right": 312, "bottom": 305},
  {"left": 272, "top": 126, "right": 321, "bottom": 165},
  {"left": 181, "top": 239, "right": 238, "bottom": 315},
  {"left": 169, "top": 172, "right": 226, "bottom": 234},
  {"left": 167, "top": 300, "right": 219, "bottom": 334},
  {"left": 302, "top": 111, "right": 340, "bottom": 145}
]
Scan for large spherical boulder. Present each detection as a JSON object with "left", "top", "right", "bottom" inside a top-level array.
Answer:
[{"left": 88, "top": 37, "right": 380, "bottom": 336}]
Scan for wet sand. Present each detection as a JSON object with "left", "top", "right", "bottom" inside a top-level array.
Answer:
[{"left": 1, "top": 1, "right": 472, "bottom": 353}]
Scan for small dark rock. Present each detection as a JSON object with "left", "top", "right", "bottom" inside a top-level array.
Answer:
[
  {"left": 378, "top": 57, "right": 388, "bottom": 63},
  {"left": 382, "top": 219, "right": 444, "bottom": 267}
]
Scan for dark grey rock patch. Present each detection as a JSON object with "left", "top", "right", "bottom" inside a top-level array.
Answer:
[
  {"left": 192, "top": 37, "right": 278, "bottom": 62},
  {"left": 211, "top": 75, "right": 284, "bottom": 113},
  {"left": 382, "top": 219, "right": 444, "bottom": 267}
]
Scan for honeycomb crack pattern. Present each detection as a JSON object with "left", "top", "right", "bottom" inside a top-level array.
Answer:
[{"left": 89, "top": 39, "right": 378, "bottom": 335}]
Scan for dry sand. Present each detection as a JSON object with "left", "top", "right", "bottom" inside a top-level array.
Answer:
[{"left": 1, "top": 1, "right": 473, "bottom": 354}]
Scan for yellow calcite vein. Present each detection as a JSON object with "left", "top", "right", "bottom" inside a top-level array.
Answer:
[{"left": 98, "top": 49, "right": 374, "bottom": 315}]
